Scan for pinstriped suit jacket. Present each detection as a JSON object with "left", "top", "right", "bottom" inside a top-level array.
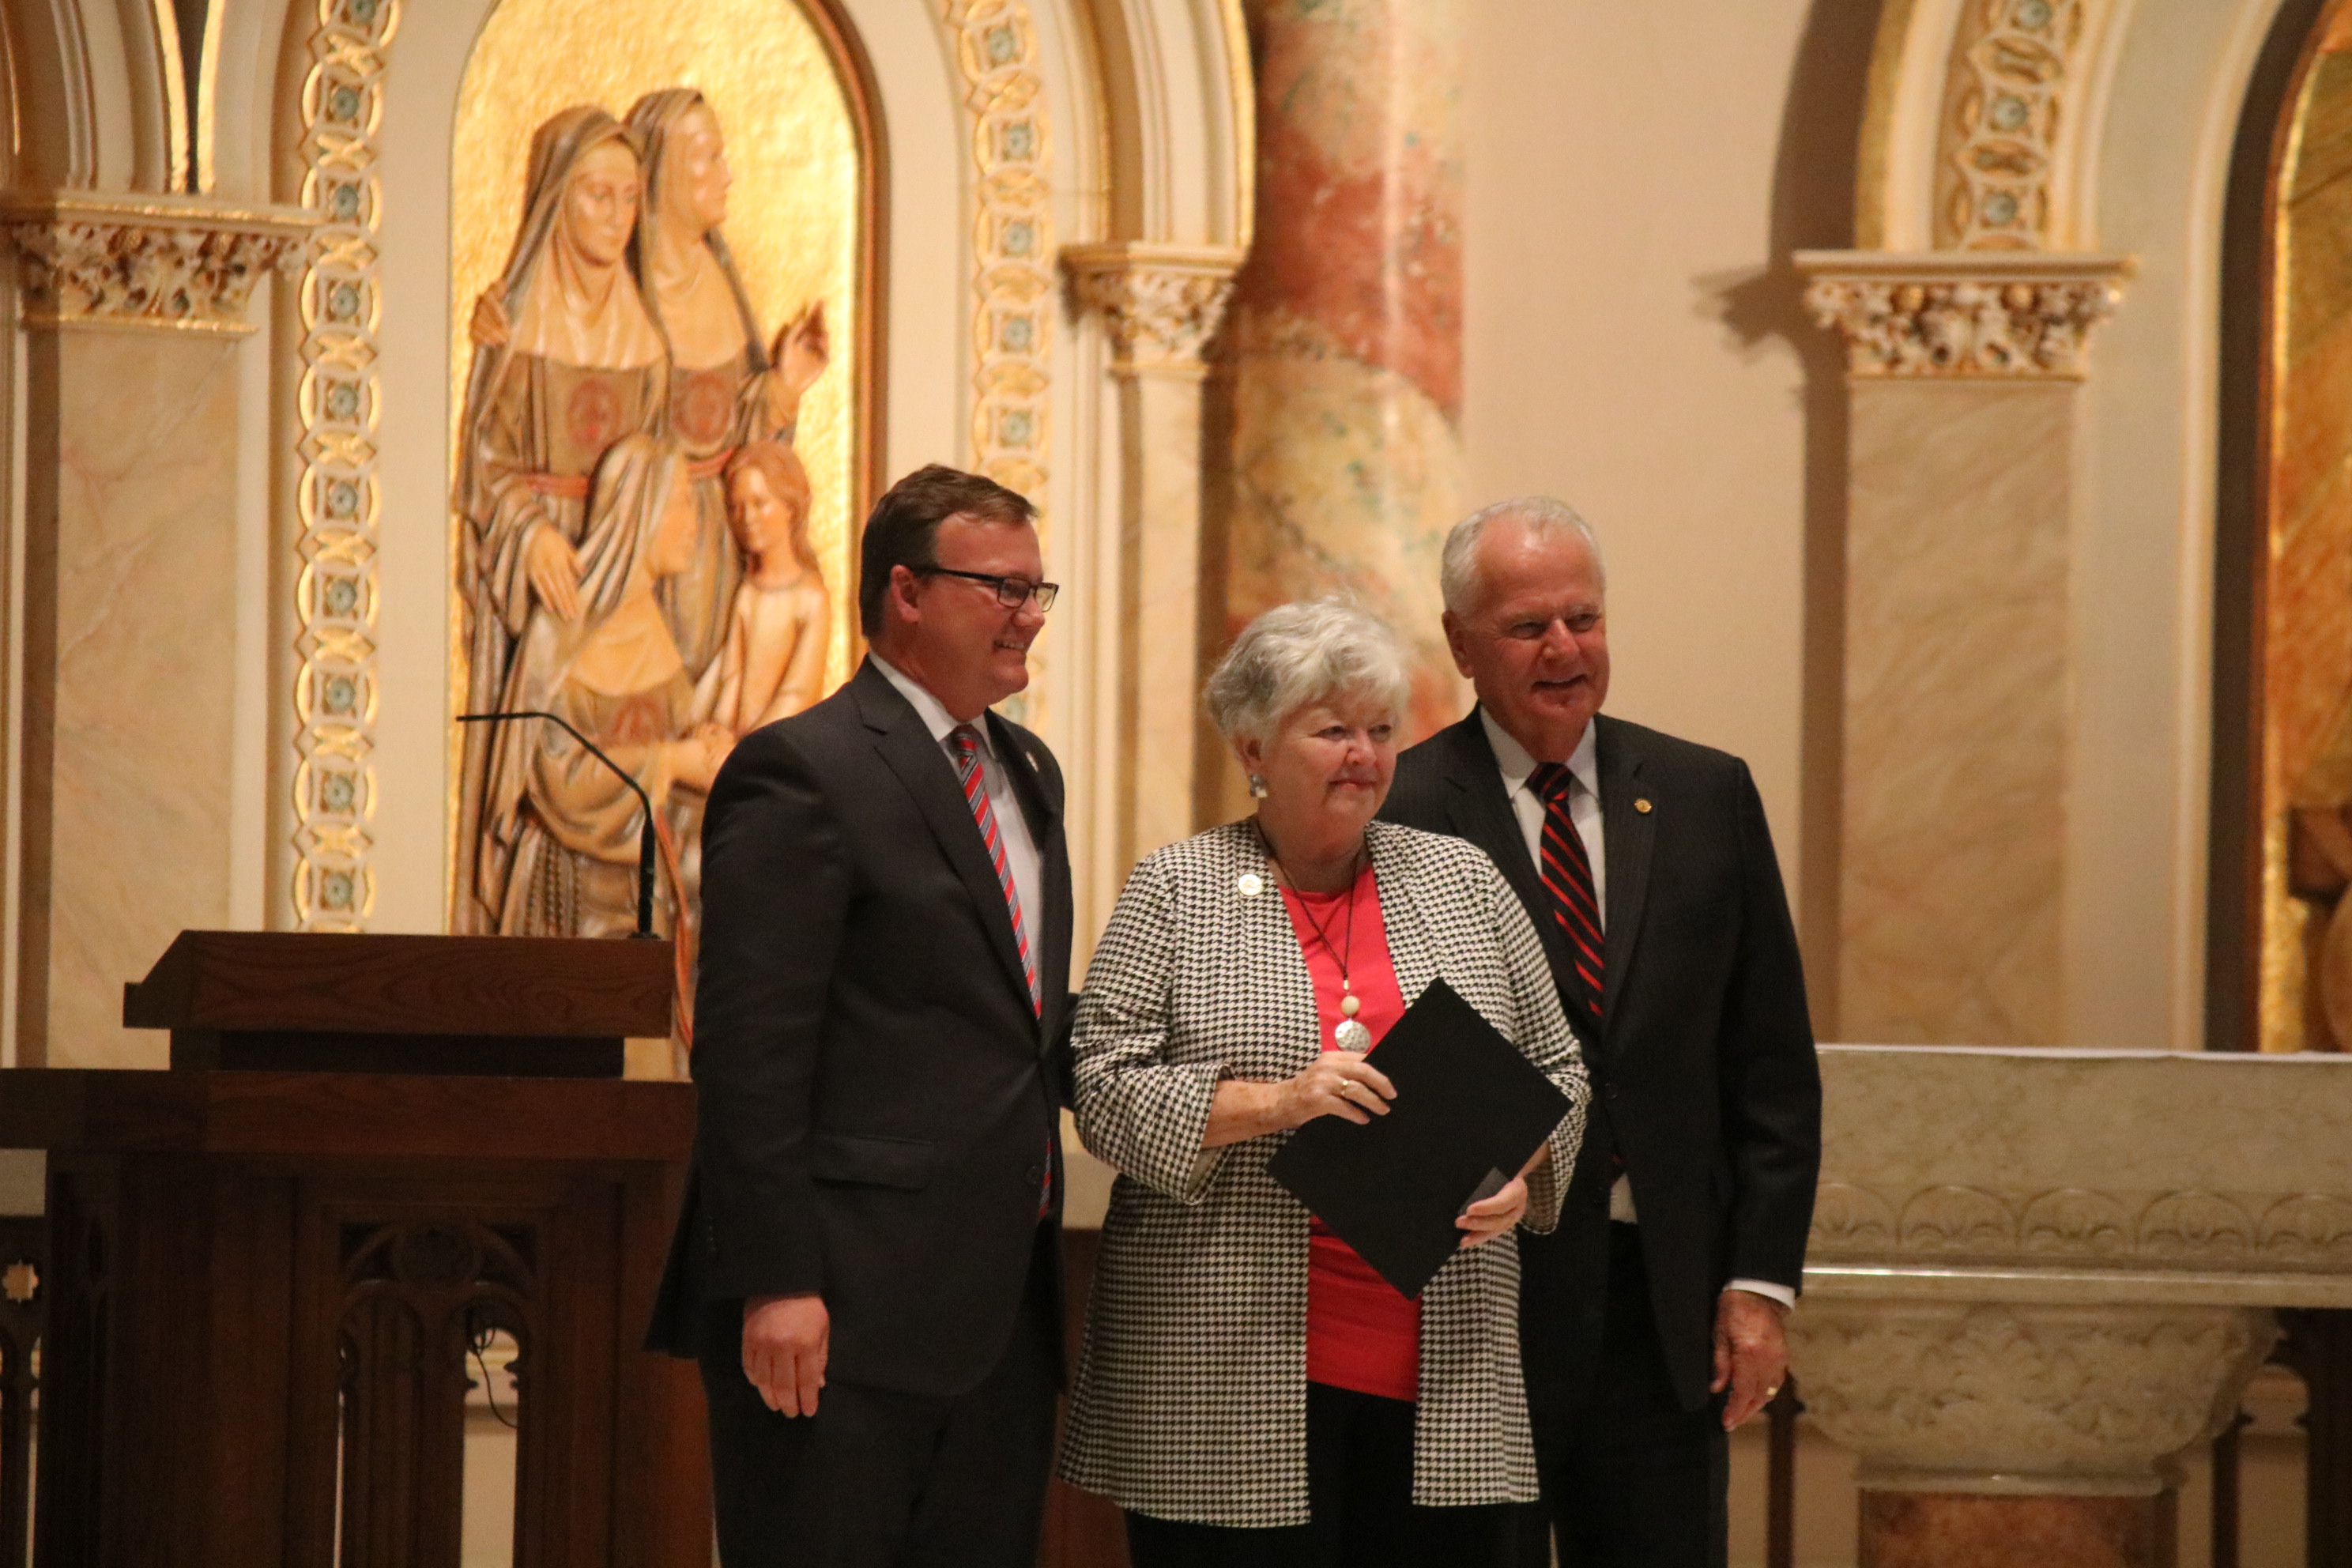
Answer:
[{"left": 1056, "top": 820, "right": 1591, "bottom": 1527}]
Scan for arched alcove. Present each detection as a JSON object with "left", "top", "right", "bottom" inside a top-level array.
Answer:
[{"left": 2211, "top": 0, "right": 2352, "bottom": 1055}]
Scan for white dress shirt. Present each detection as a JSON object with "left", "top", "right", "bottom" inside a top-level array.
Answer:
[
  {"left": 1479, "top": 707, "right": 1795, "bottom": 1312},
  {"left": 870, "top": 654, "right": 1044, "bottom": 947}
]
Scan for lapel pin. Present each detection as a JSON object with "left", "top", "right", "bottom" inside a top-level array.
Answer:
[
  {"left": 1635, "top": 798, "right": 1653, "bottom": 814},
  {"left": 1236, "top": 872, "right": 1265, "bottom": 897}
]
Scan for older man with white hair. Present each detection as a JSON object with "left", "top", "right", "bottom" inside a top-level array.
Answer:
[{"left": 1380, "top": 499, "right": 1821, "bottom": 1568}]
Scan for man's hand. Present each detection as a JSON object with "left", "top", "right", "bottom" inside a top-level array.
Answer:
[
  {"left": 1711, "top": 1288, "right": 1788, "bottom": 1430},
  {"left": 743, "top": 1293, "right": 829, "bottom": 1417}
]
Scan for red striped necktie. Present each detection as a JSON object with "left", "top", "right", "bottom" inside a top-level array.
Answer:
[
  {"left": 1528, "top": 761, "right": 1604, "bottom": 1019},
  {"left": 949, "top": 725, "right": 1042, "bottom": 1015}
]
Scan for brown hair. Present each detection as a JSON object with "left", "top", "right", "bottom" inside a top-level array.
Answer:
[
  {"left": 858, "top": 464, "right": 1036, "bottom": 635},
  {"left": 724, "top": 440, "right": 819, "bottom": 575}
]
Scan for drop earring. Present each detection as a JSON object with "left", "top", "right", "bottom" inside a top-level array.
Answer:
[{"left": 1248, "top": 773, "right": 1268, "bottom": 800}]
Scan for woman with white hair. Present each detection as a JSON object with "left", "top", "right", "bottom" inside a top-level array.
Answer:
[{"left": 1057, "top": 598, "right": 1591, "bottom": 1566}]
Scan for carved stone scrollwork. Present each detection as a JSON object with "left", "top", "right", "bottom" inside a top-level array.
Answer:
[
  {"left": 1807, "top": 1181, "right": 2352, "bottom": 1274},
  {"left": 1794, "top": 251, "right": 2133, "bottom": 379},
  {"left": 1061, "top": 243, "right": 1246, "bottom": 377},
  {"left": 0, "top": 194, "right": 313, "bottom": 334},
  {"left": 1788, "top": 1299, "right": 2276, "bottom": 1496}
]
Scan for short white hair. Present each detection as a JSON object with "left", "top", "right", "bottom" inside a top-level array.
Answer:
[
  {"left": 1439, "top": 496, "right": 1604, "bottom": 614},
  {"left": 1204, "top": 598, "right": 1412, "bottom": 744}
]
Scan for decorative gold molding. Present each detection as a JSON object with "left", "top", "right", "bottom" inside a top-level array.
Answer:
[
  {"left": 151, "top": 0, "right": 194, "bottom": 194},
  {"left": 1795, "top": 250, "right": 2132, "bottom": 379},
  {"left": 1061, "top": 242, "right": 1244, "bottom": 377},
  {"left": 289, "top": 0, "right": 399, "bottom": 930},
  {"left": 1933, "top": 0, "right": 2095, "bottom": 250},
  {"left": 942, "top": 0, "right": 1051, "bottom": 727},
  {"left": 1853, "top": 0, "right": 1925, "bottom": 250},
  {"left": 0, "top": 192, "right": 312, "bottom": 334},
  {"left": 1212, "top": 0, "right": 1255, "bottom": 255},
  {"left": 944, "top": 0, "right": 1052, "bottom": 502}
]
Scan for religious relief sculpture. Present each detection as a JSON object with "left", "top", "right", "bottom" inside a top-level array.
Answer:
[
  {"left": 481, "top": 434, "right": 732, "bottom": 937},
  {"left": 702, "top": 440, "right": 829, "bottom": 735},
  {"left": 453, "top": 95, "right": 832, "bottom": 944}
]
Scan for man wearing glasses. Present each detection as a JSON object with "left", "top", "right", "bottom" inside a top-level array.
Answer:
[{"left": 649, "top": 465, "right": 1073, "bottom": 1568}]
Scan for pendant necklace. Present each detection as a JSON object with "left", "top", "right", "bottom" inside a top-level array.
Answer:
[{"left": 1259, "top": 824, "right": 1372, "bottom": 1051}]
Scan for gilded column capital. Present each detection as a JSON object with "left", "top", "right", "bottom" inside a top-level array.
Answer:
[
  {"left": 1794, "top": 250, "right": 2134, "bottom": 380},
  {"left": 0, "top": 192, "right": 315, "bottom": 336},
  {"left": 1061, "top": 242, "right": 1246, "bottom": 377},
  {"left": 1788, "top": 1298, "right": 2274, "bottom": 1496}
]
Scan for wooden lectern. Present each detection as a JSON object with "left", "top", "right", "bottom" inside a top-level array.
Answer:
[{"left": 0, "top": 932, "right": 710, "bottom": 1567}]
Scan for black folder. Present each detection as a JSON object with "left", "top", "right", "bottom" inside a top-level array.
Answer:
[{"left": 1266, "top": 977, "right": 1574, "bottom": 1298}]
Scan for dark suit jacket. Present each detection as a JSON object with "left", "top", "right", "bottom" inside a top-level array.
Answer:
[
  {"left": 1381, "top": 710, "right": 1819, "bottom": 1412},
  {"left": 646, "top": 658, "right": 1075, "bottom": 1399}
]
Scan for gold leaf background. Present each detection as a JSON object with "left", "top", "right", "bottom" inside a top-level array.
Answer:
[{"left": 447, "top": 0, "right": 865, "bottom": 736}]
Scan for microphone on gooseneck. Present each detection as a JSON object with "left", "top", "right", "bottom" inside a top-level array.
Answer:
[{"left": 458, "top": 710, "right": 659, "bottom": 938}]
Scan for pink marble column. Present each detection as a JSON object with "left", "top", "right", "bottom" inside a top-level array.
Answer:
[{"left": 1219, "top": 0, "right": 1466, "bottom": 792}]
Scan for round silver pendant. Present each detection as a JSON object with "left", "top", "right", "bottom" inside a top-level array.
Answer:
[{"left": 1333, "top": 1017, "right": 1372, "bottom": 1052}]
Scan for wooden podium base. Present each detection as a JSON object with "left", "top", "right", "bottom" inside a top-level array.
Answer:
[{"left": 0, "top": 1069, "right": 708, "bottom": 1568}]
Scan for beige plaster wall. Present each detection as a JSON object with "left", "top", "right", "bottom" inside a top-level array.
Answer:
[{"left": 1459, "top": 0, "right": 1863, "bottom": 974}]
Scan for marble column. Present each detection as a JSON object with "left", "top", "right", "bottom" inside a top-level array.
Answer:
[
  {"left": 1797, "top": 253, "right": 2131, "bottom": 1043},
  {"left": 1216, "top": 0, "right": 1466, "bottom": 812},
  {"left": 2, "top": 194, "right": 307, "bottom": 1066},
  {"left": 1789, "top": 1298, "right": 2275, "bottom": 1568},
  {"left": 1064, "top": 242, "right": 1244, "bottom": 873}
]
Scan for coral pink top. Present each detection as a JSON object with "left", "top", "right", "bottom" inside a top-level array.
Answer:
[{"left": 1279, "top": 861, "right": 1421, "bottom": 1402}]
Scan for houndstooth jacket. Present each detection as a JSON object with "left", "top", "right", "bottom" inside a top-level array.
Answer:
[{"left": 1057, "top": 820, "right": 1591, "bottom": 1527}]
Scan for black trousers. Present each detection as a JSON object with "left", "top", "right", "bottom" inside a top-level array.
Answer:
[
  {"left": 696, "top": 1224, "right": 1060, "bottom": 1568},
  {"left": 1514, "top": 1222, "right": 1728, "bottom": 1568},
  {"left": 1125, "top": 1382, "right": 1512, "bottom": 1568}
]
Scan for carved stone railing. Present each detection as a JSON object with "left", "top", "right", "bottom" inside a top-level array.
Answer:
[{"left": 1792, "top": 1046, "right": 2352, "bottom": 1566}]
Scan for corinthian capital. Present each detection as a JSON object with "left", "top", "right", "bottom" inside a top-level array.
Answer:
[
  {"left": 0, "top": 192, "right": 315, "bottom": 335},
  {"left": 1795, "top": 251, "right": 2135, "bottom": 380},
  {"left": 1062, "top": 242, "right": 1246, "bottom": 376}
]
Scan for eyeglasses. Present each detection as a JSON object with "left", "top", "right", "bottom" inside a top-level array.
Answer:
[{"left": 916, "top": 566, "right": 1060, "bottom": 612}]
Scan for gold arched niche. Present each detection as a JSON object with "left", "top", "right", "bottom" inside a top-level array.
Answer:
[
  {"left": 445, "top": 0, "right": 883, "bottom": 756},
  {"left": 2254, "top": 0, "right": 2352, "bottom": 1053}
]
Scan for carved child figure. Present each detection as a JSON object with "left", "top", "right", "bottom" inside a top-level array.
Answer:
[{"left": 699, "top": 439, "right": 830, "bottom": 734}]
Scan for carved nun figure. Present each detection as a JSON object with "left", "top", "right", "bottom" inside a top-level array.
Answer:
[
  {"left": 625, "top": 86, "right": 831, "bottom": 684},
  {"left": 454, "top": 104, "right": 668, "bottom": 934},
  {"left": 479, "top": 432, "right": 733, "bottom": 939}
]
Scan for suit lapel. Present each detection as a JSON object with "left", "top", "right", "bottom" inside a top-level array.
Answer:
[
  {"left": 1436, "top": 714, "right": 1545, "bottom": 904},
  {"left": 988, "top": 712, "right": 1061, "bottom": 841},
  {"left": 1434, "top": 712, "right": 1582, "bottom": 1001},
  {"left": 989, "top": 712, "right": 1070, "bottom": 1044},
  {"left": 853, "top": 664, "right": 1035, "bottom": 1013},
  {"left": 1595, "top": 714, "right": 1654, "bottom": 1035}
]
